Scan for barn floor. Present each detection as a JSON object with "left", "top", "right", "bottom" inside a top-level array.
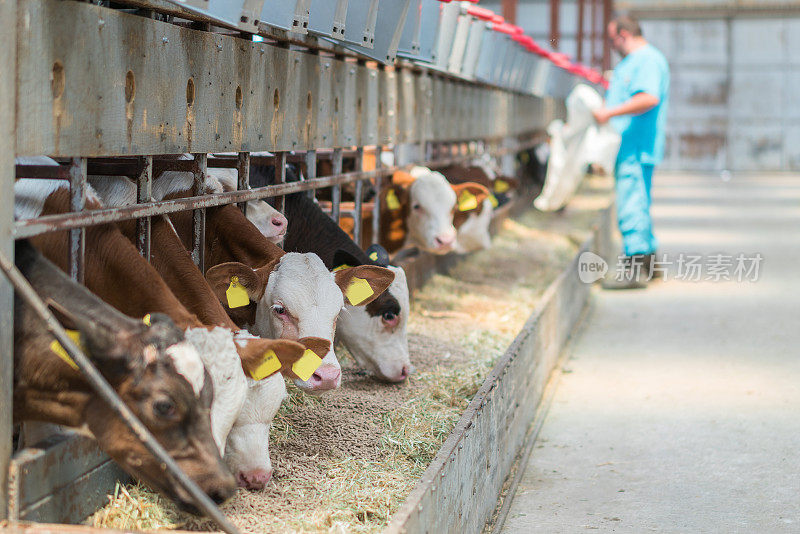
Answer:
[
  {"left": 501, "top": 172, "right": 800, "bottom": 533},
  {"left": 88, "top": 177, "right": 613, "bottom": 533}
]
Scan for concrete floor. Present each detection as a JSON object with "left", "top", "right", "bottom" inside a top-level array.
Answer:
[{"left": 501, "top": 173, "right": 800, "bottom": 534}]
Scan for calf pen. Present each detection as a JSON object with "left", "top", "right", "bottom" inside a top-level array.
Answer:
[{"left": 0, "top": 0, "right": 606, "bottom": 531}]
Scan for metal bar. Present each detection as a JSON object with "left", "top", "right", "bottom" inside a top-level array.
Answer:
[
  {"left": 371, "top": 146, "right": 382, "bottom": 246},
  {"left": 577, "top": 0, "right": 585, "bottom": 63},
  {"left": 68, "top": 158, "right": 86, "bottom": 284},
  {"left": 0, "top": 251, "right": 240, "bottom": 534},
  {"left": 602, "top": 0, "right": 612, "bottom": 71},
  {"left": 501, "top": 0, "right": 518, "bottom": 25},
  {"left": 236, "top": 152, "right": 250, "bottom": 216},
  {"left": 136, "top": 156, "right": 153, "bottom": 260},
  {"left": 330, "top": 148, "right": 343, "bottom": 223},
  {"left": 590, "top": 0, "right": 597, "bottom": 68},
  {"left": 191, "top": 154, "right": 207, "bottom": 272},
  {"left": 550, "top": 0, "right": 560, "bottom": 50},
  {"left": 13, "top": 137, "right": 544, "bottom": 240},
  {"left": 305, "top": 150, "right": 316, "bottom": 200},
  {"left": 0, "top": 0, "right": 15, "bottom": 519},
  {"left": 352, "top": 147, "right": 364, "bottom": 247},
  {"left": 275, "top": 152, "right": 287, "bottom": 214}
]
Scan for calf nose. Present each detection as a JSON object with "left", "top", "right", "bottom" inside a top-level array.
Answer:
[
  {"left": 236, "top": 468, "right": 273, "bottom": 490},
  {"left": 271, "top": 215, "right": 287, "bottom": 230},
  {"left": 308, "top": 364, "right": 341, "bottom": 391},
  {"left": 208, "top": 474, "right": 236, "bottom": 504},
  {"left": 434, "top": 233, "right": 456, "bottom": 249}
]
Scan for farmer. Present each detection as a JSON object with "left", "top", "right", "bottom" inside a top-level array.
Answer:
[{"left": 592, "top": 14, "right": 670, "bottom": 289}]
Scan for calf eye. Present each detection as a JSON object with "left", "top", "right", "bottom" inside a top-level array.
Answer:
[
  {"left": 272, "top": 304, "right": 286, "bottom": 316},
  {"left": 412, "top": 204, "right": 421, "bottom": 210},
  {"left": 153, "top": 399, "right": 177, "bottom": 419},
  {"left": 381, "top": 311, "right": 399, "bottom": 327}
]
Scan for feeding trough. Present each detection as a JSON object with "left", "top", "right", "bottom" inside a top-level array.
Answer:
[
  {"left": 339, "top": 0, "right": 412, "bottom": 64},
  {"left": 308, "top": 0, "right": 348, "bottom": 40}
]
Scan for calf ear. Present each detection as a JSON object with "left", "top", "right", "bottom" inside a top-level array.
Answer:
[
  {"left": 380, "top": 185, "right": 409, "bottom": 213},
  {"left": 335, "top": 265, "right": 395, "bottom": 306},
  {"left": 282, "top": 336, "right": 330, "bottom": 381},
  {"left": 452, "top": 182, "right": 491, "bottom": 212},
  {"left": 205, "top": 262, "right": 266, "bottom": 308},
  {"left": 332, "top": 249, "right": 363, "bottom": 271},
  {"left": 236, "top": 338, "right": 305, "bottom": 381}
]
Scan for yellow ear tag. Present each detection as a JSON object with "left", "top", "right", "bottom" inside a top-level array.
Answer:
[
  {"left": 489, "top": 193, "right": 499, "bottom": 208},
  {"left": 49, "top": 330, "right": 82, "bottom": 371},
  {"left": 369, "top": 251, "right": 379, "bottom": 261},
  {"left": 142, "top": 314, "right": 151, "bottom": 326},
  {"left": 386, "top": 189, "right": 401, "bottom": 210},
  {"left": 292, "top": 349, "right": 323, "bottom": 381},
  {"left": 345, "top": 276, "right": 373, "bottom": 305},
  {"left": 458, "top": 190, "right": 478, "bottom": 211},
  {"left": 494, "top": 180, "right": 510, "bottom": 193},
  {"left": 333, "top": 264, "right": 351, "bottom": 273},
  {"left": 250, "top": 349, "right": 282, "bottom": 381},
  {"left": 226, "top": 276, "right": 250, "bottom": 309}
]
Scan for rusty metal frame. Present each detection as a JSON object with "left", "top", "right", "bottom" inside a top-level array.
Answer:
[
  {"left": 5, "top": 0, "right": 564, "bottom": 526},
  {"left": 0, "top": 0, "right": 16, "bottom": 521}
]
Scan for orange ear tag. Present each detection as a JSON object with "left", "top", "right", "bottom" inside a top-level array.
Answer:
[
  {"left": 489, "top": 193, "right": 499, "bottom": 208},
  {"left": 494, "top": 180, "right": 510, "bottom": 193},
  {"left": 458, "top": 190, "right": 478, "bottom": 211},
  {"left": 333, "top": 264, "right": 351, "bottom": 272},
  {"left": 386, "top": 189, "right": 401, "bottom": 210},
  {"left": 345, "top": 277, "right": 373, "bottom": 305},
  {"left": 292, "top": 349, "right": 324, "bottom": 381},
  {"left": 226, "top": 276, "right": 250, "bottom": 309},
  {"left": 250, "top": 349, "right": 282, "bottom": 380},
  {"left": 49, "top": 330, "right": 82, "bottom": 370}
]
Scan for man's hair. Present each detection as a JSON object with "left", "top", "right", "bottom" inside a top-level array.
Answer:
[{"left": 610, "top": 14, "right": 642, "bottom": 37}]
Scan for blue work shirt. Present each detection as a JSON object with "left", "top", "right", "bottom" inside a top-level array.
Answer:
[{"left": 606, "top": 44, "right": 670, "bottom": 166}]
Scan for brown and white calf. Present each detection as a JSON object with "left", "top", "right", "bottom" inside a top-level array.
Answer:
[
  {"left": 211, "top": 168, "right": 412, "bottom": 382},
  {"left": 145, "top": 167, "right": 395, "bottom": 393},
  {"left": 16, "top": 162, "right": 311, "bottom": 490},
  {"left": 13, "top": 239, "right": 235, "bottom": 509}
]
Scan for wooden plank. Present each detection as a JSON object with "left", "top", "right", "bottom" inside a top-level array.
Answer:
[
  {"left": 387, "top": 203, "right": 613, "bottom": 534},
  {"left": 7, "top": 434, "right": 129, "bottom": 523},
  {"left": 0, "top": 0, "right": 16, "bottom": 520}
]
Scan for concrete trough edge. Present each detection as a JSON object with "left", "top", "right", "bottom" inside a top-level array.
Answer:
[{"left": 385, "top": 200, "right": 613, "bottom": 534}]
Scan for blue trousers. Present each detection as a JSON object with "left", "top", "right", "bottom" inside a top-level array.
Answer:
[{"left": 615, "top": 154, "right": 658, "bottom": 256}]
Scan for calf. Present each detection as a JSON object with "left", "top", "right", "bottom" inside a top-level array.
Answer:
[
  {"left": 85, "top": 173, "right": 328, "bottom": 489},
  {"left": 13, "top": 239, "right": 235, "bottom": 509},
  {"left": 16, "top": 165, "right": 310, "bottom": 489},
  {"left": 211, "top": 168, "right": 412, "bottom": 382},
  {"left": 333, "top": 167, "right": 490, "bottom": 256},
  {"left": 147, "top": 168, "right": 395, "bottom": 393}
]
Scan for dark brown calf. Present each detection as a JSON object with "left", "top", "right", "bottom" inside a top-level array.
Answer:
[{"left": 13, "top": 240, "right": 235, "bottom": 509}]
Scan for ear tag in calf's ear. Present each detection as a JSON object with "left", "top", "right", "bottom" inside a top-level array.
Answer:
[
  {"left": 49, "top": 330, "right": 82, "bottom": 371},
  {"left": 458, "top": 190, "right": 478, "bottom": 211},
  {"left": 226, "top": 276, "right": 250, "bottom": 309},
  {"left": 489, "top": 193, "right": 499, "bottom": 208},
  {"left": 333, "top": 264, "right": 351, "bottom": 273},
  {"left": 386, "top": 189, "right": 401, "bottom": 210},
  {"left": 292, "top": 349, "right": 323, "bottom": 382},
  {"left": 346, "top": 277, "right": 373, "bottom": 305},
  {"left": 369, "top": 251, "right": 379, "bottom": 261},
  {"left": 494, "top": 179, "right": 510, "bottom": 193},
  {"left": 250, "top": 349, "right": 282, "bottom": 381},
  {"left": 142, "top": 314, "right": 151, "bottom": 326}
]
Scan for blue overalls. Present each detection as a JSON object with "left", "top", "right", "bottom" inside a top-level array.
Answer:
[{"left": 606, "top": 44, "right": 670, "bottom": 256}]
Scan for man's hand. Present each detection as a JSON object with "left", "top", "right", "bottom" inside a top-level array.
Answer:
[{"left": 592, "top": 108, "right": 613, "bottom": 125}]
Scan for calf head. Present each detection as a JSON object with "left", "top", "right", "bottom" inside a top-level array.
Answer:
[
  {"left": 205, "top": 168, "right": 288, "bottom": 245},
  {"left": 13, "top": 240, "right": 234, "bottom": 510},
  {"left": 384, "top": 167, "right": 490, "bottom": 254},
  {"left": 205, "top": 253, "right": 394, "bottom": 393},
  {"left": 331, "top": 250, "right": 413, "bottom": 382},
  {"left": 223, "top": 336, "right": 326, "bottom": 490}
]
